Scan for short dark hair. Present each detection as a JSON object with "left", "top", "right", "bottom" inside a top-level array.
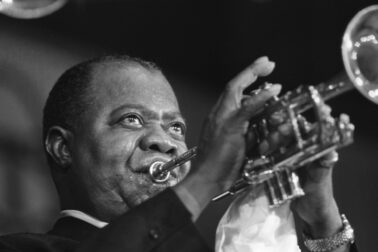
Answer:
[{"left": 42, "top": 55, "right": 160, "bottom": 143}]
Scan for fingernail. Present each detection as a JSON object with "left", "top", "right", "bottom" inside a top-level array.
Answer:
[
  {"left": 249, "top": 82, "right": 273, "bottom": 96},
  {"left": 260, "top": 82, "right": 273, "bottom": 90},
  {"left": 255, "top": 56, "right": 269, "bottom": 64},
  {"left": 340, "top": 113, "right": 350, "bottom": 123},
  {"left": 249, "top": 83, "right": 281, "bottom": 97},
  {"left": 267, "top": 83, "right": 282, "bottom": 96},
  {"left": 267, "top": 61, "right": 275, "bottom": 69}
]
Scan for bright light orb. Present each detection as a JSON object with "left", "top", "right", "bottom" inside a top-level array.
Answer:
[{"left": 0, "top": 0, "right": 68, "bottom": 19}]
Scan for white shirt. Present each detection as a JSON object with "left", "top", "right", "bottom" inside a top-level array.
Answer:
[{"left": 60, "top": 209, "right": 108, "bottom": 229}]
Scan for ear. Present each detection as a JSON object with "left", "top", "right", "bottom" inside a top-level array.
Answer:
[{"left": 45, "top": 126, "right": 73, "bottom": 171}]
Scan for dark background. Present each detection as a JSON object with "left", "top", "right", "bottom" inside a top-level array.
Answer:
[{"left": 0, "top": 0, "right": 377, "bottom": 250}]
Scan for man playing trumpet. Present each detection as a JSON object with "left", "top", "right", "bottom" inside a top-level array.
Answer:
[{"left": 0, "top": 55, "right": 356, "bottom": 252}]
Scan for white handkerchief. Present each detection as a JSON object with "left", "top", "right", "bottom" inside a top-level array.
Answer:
[{"left": 215, "top": 185, "right": 301, "bottom": 252}]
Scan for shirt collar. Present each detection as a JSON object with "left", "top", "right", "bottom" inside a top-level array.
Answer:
[{"left": 60, "top": 209, "right": 108, "bottom": 229}]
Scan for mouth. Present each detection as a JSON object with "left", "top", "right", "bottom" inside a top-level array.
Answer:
[{"left": 134, "top": 157, "right": 181, "bottom": 185}]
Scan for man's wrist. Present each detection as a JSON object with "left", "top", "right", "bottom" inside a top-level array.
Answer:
[
  {"left": 303, "top": 214, "right": 355, "bottom": 252},
  {"left": 300, "top": 197, "right": 342, "bottom": 238}
]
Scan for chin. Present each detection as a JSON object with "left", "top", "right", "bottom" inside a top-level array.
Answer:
[
  {"left": 95, "top": 200, "right": 130, "bottom": 222},
  {"left": 127, "top": 187, "right": 166, "bottom": 208},
  {"left": 121, "top": 176, "right": 182, "bottom": 210}
]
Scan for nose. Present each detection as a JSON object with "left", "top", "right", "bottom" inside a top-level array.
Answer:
[{"left": 140, "top": 126, "right": 178, "bottom": 155}]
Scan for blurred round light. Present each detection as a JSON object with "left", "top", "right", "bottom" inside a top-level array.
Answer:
[{"left": 0, "top": 0, "right": 68, "bottom": 19}]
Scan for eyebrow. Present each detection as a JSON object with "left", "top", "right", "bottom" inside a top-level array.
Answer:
[{"left": 111, "top": 103, "right": 186, "bottom": 124}]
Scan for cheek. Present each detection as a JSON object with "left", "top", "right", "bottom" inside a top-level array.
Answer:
[
  {"left": 118, "top": 176, "right": 167, "bottom": 208},
  {"left": 73, "top": 130, "right": 141, "bottom": 180},
  {"left": 177, "top": 141, "right": 188, "bottom": 154},
  {"left": 77, "top": 132, "right": 144, "bottom": 202},
  {"left": 101, "top": 131, "right": 139, "bottom": 160}
]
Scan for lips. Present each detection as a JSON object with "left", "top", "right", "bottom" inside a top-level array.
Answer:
[
  {"left": 135, "top": 156, "right": 169, "bottom": 173},
  {"left": 134, "top": 156, "right": 179, "bottom": 179}
]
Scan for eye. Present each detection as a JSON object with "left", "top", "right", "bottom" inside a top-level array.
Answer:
[
  {"left": 118, "top": 113, "right": 143, "bottom": 128},
  {"left": 169, "top": 122, "right": 186, "bottom": 136}
]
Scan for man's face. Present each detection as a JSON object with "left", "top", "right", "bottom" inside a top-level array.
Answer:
[{"left": 69, "top": 64, "right": 189, "bottom": 220}]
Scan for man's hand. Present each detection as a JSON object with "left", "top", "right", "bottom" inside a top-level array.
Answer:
[
  {"left": 293, "top": 153, "right": 353, "bottom": 252},
  {"left": 258, "top": 108, "right": 345, "bottom": 238},
  {"left": 257, "top": 107, "right": 350, "bottom": 251},
  {"left": 174, "top": 56, "right": 282, "bottom": 218},
  {"left": 293, "top": 152, "right": 343, "bottom": 235}
]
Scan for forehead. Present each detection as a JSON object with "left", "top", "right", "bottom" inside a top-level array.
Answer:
[{"left": 89, "top": 63, "right": 180, "bottom": 113}]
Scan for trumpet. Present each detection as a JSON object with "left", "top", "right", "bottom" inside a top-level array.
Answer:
[{"left": 149, "top": 5, "right": 378, "bottom": 207}]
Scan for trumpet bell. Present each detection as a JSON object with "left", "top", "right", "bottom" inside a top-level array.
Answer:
[{"left": 343, "top": 5, "right": 378, "bottom": 103}]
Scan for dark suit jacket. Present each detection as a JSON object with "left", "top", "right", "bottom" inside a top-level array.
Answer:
[
  {"left": 0, "top": 188, "right": 358, "bottom": 252},
  {"left": 0, "top": 189, "right": 211, "bottom": 252}
]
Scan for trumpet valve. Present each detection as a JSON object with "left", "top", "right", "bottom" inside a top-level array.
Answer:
[{"left": 265, "top": 169, "right": 305, "bottom": 208}]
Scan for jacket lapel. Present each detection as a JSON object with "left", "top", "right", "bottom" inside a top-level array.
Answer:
[{"left": 48, "top": 216, "right": 100, "bottom": 242}]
